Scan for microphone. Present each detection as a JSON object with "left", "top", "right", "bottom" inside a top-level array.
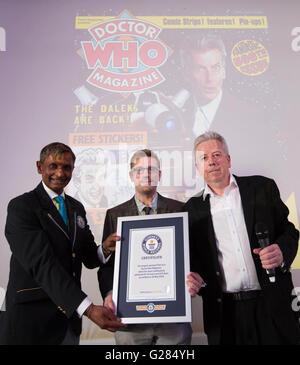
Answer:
[{"left": 255, "top": 223, "right": 276, "bottom": 283}]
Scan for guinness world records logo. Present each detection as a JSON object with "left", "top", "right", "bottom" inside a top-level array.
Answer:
[{"left": 142, "top": 234, "right": 162, "bottom": 255}]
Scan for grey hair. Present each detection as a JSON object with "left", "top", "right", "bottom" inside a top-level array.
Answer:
[
  {"left": 39, "top": 142, "right": 76, "bottom": 163},
  {"left": 182, "top": 34, "right": 227, "bottom": 69},
  {"left": 194, "top": 131, "right": 229, "bottom": 157}
]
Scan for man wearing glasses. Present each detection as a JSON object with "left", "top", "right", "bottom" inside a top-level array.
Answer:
[{"left": 97, "top": 149, "right": 201, "bottom": 345}]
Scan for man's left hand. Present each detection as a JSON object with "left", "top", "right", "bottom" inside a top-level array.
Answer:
[
  {"left": 253, "top": 243, "right": 283, "bottom": 269},
  {"left": 186, "top": 272, "right": 203, "bottom": 297}
]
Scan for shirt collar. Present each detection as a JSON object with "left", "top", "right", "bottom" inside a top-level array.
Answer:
[
  {"left": 197, "top": 89, "right": 223, "bottom": 123},
  {"left": 134, "top": 193, "right": 158, "bottom": 213},
  {"left": 42, "top": 181, "right": 66, "bottom": 200},
  {"left": 202, "top": 174, "right": 237, "bottom": 200}
]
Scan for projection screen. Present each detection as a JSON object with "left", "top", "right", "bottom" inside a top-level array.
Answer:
[{"left": 0, "top": 0, "right": 299, "bottom": 343}]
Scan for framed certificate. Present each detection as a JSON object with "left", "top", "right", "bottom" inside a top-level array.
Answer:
[{"left": 112, "top": 212, "right": 191, "bottom": 324}]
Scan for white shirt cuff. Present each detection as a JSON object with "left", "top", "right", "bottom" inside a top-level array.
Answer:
[
  {"left": 77, "top": 297, "right": 92, "bottom": 318},
  {"left": 97, "top": 243, "right": 112, "bottom": 264}
]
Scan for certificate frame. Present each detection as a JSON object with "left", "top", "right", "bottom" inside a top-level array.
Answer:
[{"left": 112, "top": 212, "right": 191, "bottom": 324}]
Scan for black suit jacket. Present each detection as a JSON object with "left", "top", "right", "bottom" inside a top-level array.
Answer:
[
  {"left": 184, "top": 175, "right": 300, "bottom": 345},
  {"left": 98, "top": 193, "right": 183, "bottom": 299},
  {"left": 0, "top": 182, "right": 100, "bottom": 345}
]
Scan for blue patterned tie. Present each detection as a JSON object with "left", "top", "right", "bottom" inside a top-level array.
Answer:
[{"left": 54, "top": 196, "right": 68, "bottom": 226}]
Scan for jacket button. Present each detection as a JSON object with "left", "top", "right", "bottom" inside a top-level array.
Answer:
[
  {"left": 72, "top": 253, "right": 76, "bottom": 258},
  {"left": 216, "top": 271, "right": 220, "bottom": 276},
  {"left": 73, "top": 272, "right": 76, "bottom": 277},
  {"left": 217, "top": 298, "right": 222, "bottom": 303}
]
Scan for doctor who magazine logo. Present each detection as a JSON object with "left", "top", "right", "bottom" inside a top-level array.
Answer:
[{"left": 81, "top": 10, "right": 170, "bottom": 93}]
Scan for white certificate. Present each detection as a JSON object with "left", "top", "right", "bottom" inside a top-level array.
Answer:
[
  {"left": 113, "top": 212, "right": 191, "bottom": 324},
  {"left": 126, "top": 226, "right": 176, "bottom": 302}
]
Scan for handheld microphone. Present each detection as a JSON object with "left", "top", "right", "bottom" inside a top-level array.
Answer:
[{"left": 255, "top": 222, "right": 276, "bottom": 283}]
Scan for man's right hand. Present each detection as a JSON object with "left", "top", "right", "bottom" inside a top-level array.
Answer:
[
  {"left": 102, "top": 232, "right": 120, "bottom": 257},
  {"left": 85, "top": 304, "right": 125, "bottom": 332}
]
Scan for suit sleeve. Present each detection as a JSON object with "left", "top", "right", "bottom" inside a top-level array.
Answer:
[
  {"left": 76, "top": 206, "right": 100, "bottom": 269},
  {"left": 97, "top": 209, "right": 116, "bottom": 299},
  {"left": 184, "top": 201, "right": 202, "bottom": 274},
  {"left": 270, "top": 179, "right": 299, "bottom": 268},
  {"left": 5, "top": 197, "right": 87, "bottom": 318}
]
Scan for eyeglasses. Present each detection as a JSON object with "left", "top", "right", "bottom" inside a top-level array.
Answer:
[{"left": 131, "top": 166, "right": 160, "bottom": 175}]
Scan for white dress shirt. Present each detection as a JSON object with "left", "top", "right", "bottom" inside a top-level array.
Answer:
[
  {"left": 203, "top": 175, "right": 261, "bottom": 292},
  {"left": 134, "top": 193, "right": 158, "bottom": 214},
  {"left": 192, "top": 90, "right": 223, "bottom": 137}
]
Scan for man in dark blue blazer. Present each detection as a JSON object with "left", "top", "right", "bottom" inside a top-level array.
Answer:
[
  {"left": 184, "top": 131, "right": 300, "bottom": 345},
  {"left": 0, "top": 142, "right": 124, "bottom": 345}
]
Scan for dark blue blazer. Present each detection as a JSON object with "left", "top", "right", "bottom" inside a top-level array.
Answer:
[{"left": 0, "top": 182, "right": 100, "bottom": 345}]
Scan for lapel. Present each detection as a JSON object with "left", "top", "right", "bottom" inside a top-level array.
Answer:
[
  {"left": 156, "top": 193, "right": 167, "bottom": 213},
  {"left": 234, "top": 175, "right": 255, "bottom": 245},
  {"left": 126, "top": 197, "right": 139, "bottom": 216},
  {"left": 210, "top": 90, "right": 240, "bottom": 129},
  {"left": 35, "top": 182, "right": 73, "bottom": 242},
  {"left": 65, "top": 195, "right": 78, "bottom": 248},
  {"left": 210, "top": 90, "right": 229, "bottom": 130},
  {"left": 198, "top": 193, "right": 222, "bottom": 272}
]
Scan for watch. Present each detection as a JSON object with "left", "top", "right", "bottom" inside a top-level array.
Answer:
[{"left": 102, "top": 245, "right": 112, "bottom": 256}]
